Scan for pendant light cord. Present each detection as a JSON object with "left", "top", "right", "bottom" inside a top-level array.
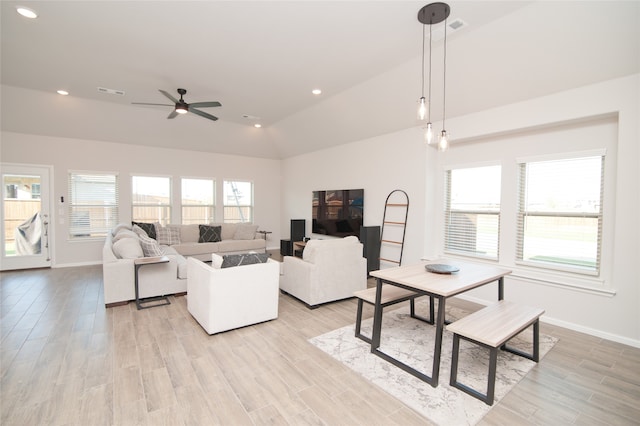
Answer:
[
  {"left": 428, "top": 21, "right": 433, "bottom": 121},
  {"left": 442, "top": 16, "right": 447, "bottom": 131},
  {"left": 421, "top": 24, "right": 426, "bottom": 98}
]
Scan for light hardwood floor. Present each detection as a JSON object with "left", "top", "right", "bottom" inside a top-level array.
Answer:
[{"left": 1, "top": 256, "right": 639, "bottom": 425}]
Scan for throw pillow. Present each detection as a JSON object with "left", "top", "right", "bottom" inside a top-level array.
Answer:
[
  {"left": 112, "top": 229, "right": 138, "bottom": 243},
  {"left": 221, "top": 252, "right": 269, "bottom": 268},
  {"left": 132, "top": 221, "right": 156, "bottom": 240},
  {"left": 138, "top": 233, "right": 163, "bottom": 257},
  {"left": 112, "top": 237, "right": 143, "bottom": 259},
  {"left": 111, "top": 223, "right": 131, "bottom": 236},
  {"left": 199, "top": 225, "right": 221, "bottom": 243},
  {"left": 233, "top": 224, "right": 258, "bottom": 240},
  {"left": 211, "top": 253, "right": 224, "bottom": 269},
  {"left": 155, "top": 224, "right": 181, "bottom": 246}
]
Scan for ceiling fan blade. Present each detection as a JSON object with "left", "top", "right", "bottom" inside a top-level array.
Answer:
[
  {"left": 167, "top": 110, "right": 179, "bottom": 119},
  {"left": 132, "top": 102, "right": 173, "bottom": 106},
  {"left": 190, "top": 108, "right": 218, "bottom": 121},
  {"left": 159, "top": 89, "right": 179, "bottom": 103},
  {"left": 189, "top": 101, "right": 222, "bottom": 108}
]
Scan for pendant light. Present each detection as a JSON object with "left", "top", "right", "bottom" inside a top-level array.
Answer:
[{"left": 418, "top": 2, "right": 451, "bottom": 151}]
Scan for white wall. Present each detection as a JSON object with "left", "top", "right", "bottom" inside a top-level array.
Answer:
[
  {"left": 0, "top": 133, "right": 282, "bottom": 266},
  {"left": 282, "top": 74, "right": 639, "bottom": 347},
  {"left": 431, "top": 74, "right": 639, "bottom": 347},
  {"left": 281, "top": 126, "right": 428, "bottom": 266}
]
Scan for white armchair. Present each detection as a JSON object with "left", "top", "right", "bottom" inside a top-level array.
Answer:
[
  {"left": 187, "top": 256, "right": 280, "bottom": 334},
  {"left": 280, "top": 236, "right": 367, "bottom": 307}
]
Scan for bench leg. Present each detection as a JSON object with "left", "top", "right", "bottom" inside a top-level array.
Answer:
[
  {"left": 502, "top": 319, "right": 540, "bottom": 362},
  {"left": 354, "top": 299, "right": 372, "bottom": 344},
  {"left": 449, "top": 334, "right": 497, "bottom": 405}
]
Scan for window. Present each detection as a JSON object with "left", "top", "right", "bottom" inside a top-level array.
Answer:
[
  {"left": 223, "top": 180, "right": 253, "bottom": 223},
  {"left": 68, "top": 172, "right": 118, "bottom": 238},
  {"left": 444, "top": 165, "right": 501, "bottom": 260},
  {"left": 181, "top": 178, "right": 215, "bottom": 224},
  {"left": 517, "top": 154, "right": 604, "bottom": 275},
  {"left": 132, "top": 176, "right": 171, "bottom": 225}
]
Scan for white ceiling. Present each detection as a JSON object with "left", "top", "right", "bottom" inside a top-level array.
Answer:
[{"left": 2, "top": 1, "right": 639, "bottom": 159}]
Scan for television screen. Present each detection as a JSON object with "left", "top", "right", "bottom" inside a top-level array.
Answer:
[{"left": 312, "top": 189, "right": 364, "bottom": 237}]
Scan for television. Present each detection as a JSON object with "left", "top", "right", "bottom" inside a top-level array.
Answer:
[{"left": 312, "top": 189, "right": 364, "bottom": 238}]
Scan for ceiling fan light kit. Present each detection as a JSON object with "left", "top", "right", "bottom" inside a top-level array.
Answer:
[
  {"left": 417, "top": 2, "right": 451, "bottom": 151},
  {"left": 132, "top": 88, "right": 221, "bottom": 122}
]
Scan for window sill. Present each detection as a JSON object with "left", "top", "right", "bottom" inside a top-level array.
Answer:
[{"left": 425, "top": 254, "right": 616, "bottom": 297}]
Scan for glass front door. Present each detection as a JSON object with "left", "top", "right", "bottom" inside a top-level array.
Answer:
[{"left": 1, "top": 164, "right": 52, "bottom": 270}]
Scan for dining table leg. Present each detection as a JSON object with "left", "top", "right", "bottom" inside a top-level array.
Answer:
[
  {"left": 498, "top": 277, "right": 504, "bottom": 300},
  {"left": 430, "top": 295, "right": 447, "bottom": 387},
  {"left": 370, "top": 277, "right": 384, "bottom": 351}
]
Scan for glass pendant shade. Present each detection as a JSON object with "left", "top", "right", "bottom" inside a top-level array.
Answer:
[
  {"left": 425, "top": 123, "right": 434, "bottom": 144},
  {"left": 418, "top": 97, "right": 427, "bottom": 121},
  {"left": 438, "top": 130, "right": 449, "bottom": 151}
]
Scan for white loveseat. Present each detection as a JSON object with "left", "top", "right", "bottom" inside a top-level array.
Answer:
[
  {"left": 102, "top": 222, "right": 267, "bottom": 307},
  {"left": 280, "top": 236, "right": 367, "bottom": 307},
  {"left": 187, "top": 256, "right": 280, "bottom": 334}
]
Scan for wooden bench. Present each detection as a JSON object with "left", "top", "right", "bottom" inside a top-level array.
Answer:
[
  {"left": 446, "top": 300, "right": 545, "bottom": 405},
  {"left": 353, "top": 285, "right": 434, "bottom": 344}
]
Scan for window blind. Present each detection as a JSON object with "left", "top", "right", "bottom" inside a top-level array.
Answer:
[
  {"left": 181, "top": 178, "right": 215, "bottom": 224},
  {"left": 68, "top": 172, "right": 118, "bottom": 238},
  {"left": 132, "top": 176, "right": 171, "bottom": 225},
  {"left": 516, "top": 155, "right": 604, "bottom": 274},
  {"left": 223, "top": 180, "right": 253, "bottom": 223},
  {"left": 444, "top": 165, "right": 501, "bottom": 260}
]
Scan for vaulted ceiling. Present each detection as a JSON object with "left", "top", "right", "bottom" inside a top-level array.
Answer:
[{"left": 2, "top": 1, "right": 638, "bottom": 159}]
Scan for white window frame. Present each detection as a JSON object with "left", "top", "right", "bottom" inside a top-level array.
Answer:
[
  {"left": 181, "top": 177, "right": 215, "bottom": 224},
  {"left": 443, "top": 164, "right": 501, "bottom": 261},
  {"left": 223, "top": 180, "right": 253, "bottom": 223},
  {"left": 131, "top": 175, "right": 172, "bottom": 226},
  {"left": 516, "top": 150, "right": 605, "bottom": 276},
  {"left": 68, "top": 171, "right": 118, "bottom": 239}
]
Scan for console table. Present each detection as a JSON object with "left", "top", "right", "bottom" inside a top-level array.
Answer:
[{"left": 134, "top": 256, "right": 171, "bottom": 310}]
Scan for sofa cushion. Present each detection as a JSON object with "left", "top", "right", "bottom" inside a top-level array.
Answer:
[
  {"left": 112, "top": 237, "right": 143, "bottom": 259},
  {"left": 156, "top": 224, "right": 181, "bottom": 245},
  {"left": 233, "top": 224, "right": 258, "bottom": 240},
  {"left": 221, "top": 252, "right": 270, "bottom": 268},
  {"left": 132, "top": 221, "right": 157, "bottom": 240},
  {"left": 112, "top": 229, "right": 138, "bottom": 243},
  {"left": 172, "top": 242, "right": 219, "bottom": 257},
  {"left": 139, "top": 233, "right": 163, "bottom": 257},
  {"left": 199, "top": 225, "right": 222, "bottom": 243},
  {"left": 216, "top": 239, "right": 265, "bottom": 253},
  {"left": 213, "top": 223, "right": 236, "bottom": 241},
  {"left": 180, "top": 224, "right": 200, "bottom": 243}
]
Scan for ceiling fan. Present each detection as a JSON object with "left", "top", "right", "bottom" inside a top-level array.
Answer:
[{"left": 132, "top": 88, "right": 221, "bottom": 121}]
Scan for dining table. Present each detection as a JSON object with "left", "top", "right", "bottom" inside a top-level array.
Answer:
[{"left": 369, "top": 260, "right": 512, "bottom": 387}]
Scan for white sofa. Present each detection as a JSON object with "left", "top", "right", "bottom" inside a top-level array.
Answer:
[
  {"left": 102, "top": 222, "right": 267, "bottom": 307},
  {"left": 280, "top": 236, "right": 367, "bottom": 307},
  {"left": 187, "top": 256, "right": 280, "bottom": 334}
]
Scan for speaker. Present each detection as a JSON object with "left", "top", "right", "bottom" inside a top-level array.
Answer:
[
  {"left": 291, "top": 219, "right": 305, "bottom": 242},
  {"left": 360, "top": 226, "right": 381, "bottom": 275},
  {"left": 280, "top": 239, "right": 293, "bottom": 256}
]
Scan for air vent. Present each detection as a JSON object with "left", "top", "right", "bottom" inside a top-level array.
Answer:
[
  {"left": 97, "top": 87, "right": 125, "bottom": 96},
  {"left": 428, "top": 18, "right": 468, "bottom": 41}
]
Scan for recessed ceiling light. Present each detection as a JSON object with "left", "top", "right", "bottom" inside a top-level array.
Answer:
[
  {"left": 312, "top": 89, "right": 322, "bottom": 95},
  {"left": 254, "top": 124, "right": 262, "bottom": 128},
  {"left": 57, "top": 90, "right": 69, "bottom": 96},
  {"left": 16, "top": 6, "right": 38, "bottom": 19}
]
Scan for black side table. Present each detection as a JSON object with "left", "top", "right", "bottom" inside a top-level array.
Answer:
[{"left": 134, "top": 256, "right": 171, "bottom": 310}]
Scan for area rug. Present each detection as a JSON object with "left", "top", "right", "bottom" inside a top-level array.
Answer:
[{"left": 309, "top": 300, "right": 557, "bottom": 425}]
